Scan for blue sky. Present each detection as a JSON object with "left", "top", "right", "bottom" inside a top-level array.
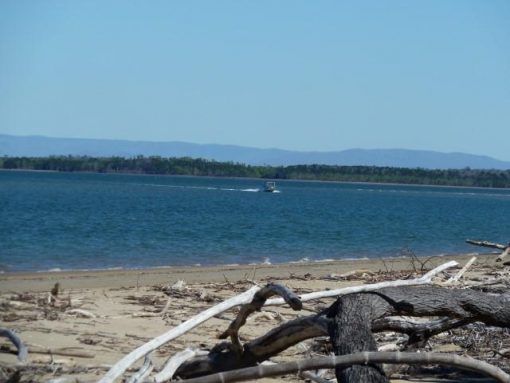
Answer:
[{"left": 1, "top": 1, "right": 509, "bottom": 160}]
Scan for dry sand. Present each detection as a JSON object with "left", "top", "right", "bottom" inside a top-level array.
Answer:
[{"left": 0, "top": 253, "right": 505, "bottom": 383}]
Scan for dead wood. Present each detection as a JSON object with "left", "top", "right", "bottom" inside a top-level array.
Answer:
[
  {"left": 0, "top": 328, "right": 27, "bottom": 363},
  {"left": 466, "top": 239, "right": 508, "bottom": 250},
  {"left": 177, "top": 352, "right": 510, "bottom": 383},
  {"left": 176, "top": 285, "right": 510, "bottom": 380},
  {"left": 328, "top": 294, "right": 388, "bottom": 382},
  {"left": 100, "top": 261, "right": 457, "bottom": 383},
  {"left": 218, "top": 283, "right": 302, "bottom": 354},
  {"left": 372, "top": 316, "right": 470, "bottom": 347}
]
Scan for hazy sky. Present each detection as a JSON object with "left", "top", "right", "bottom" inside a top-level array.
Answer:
[{"left": 1, "top": 1, "right": 509, "bottom": 159}]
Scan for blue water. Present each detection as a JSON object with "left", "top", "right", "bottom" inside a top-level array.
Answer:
[{"left": 1, "top": 170, "right": 510, "bottom": 272}]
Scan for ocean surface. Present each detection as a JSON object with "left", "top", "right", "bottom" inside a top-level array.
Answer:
[{"left": 1, "top": 170, "right": 510, "bottom": 272}]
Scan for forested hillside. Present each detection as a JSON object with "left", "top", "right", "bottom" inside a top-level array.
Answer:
[{"left": 2, "top": 156, "right": 510, "bottom": 188}]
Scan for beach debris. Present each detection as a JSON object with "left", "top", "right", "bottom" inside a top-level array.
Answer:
[
  {"left": 466, "top": 238, "right": 510, "bottom": 263},
  {"left": 153, "top": 348, "right": 208, "bottom": 383},
  {"left": 445, "top": 256, "right": 477, "bottom": 284},
  {"left": 171, "top": 280, "right": 186, "bottom": 291},
  {"left": 65, "top": 308, "right": 96, "bottom": 319},
  {"left": 126, "top": 353, "right": 153, "bottom": 383},
  {"left": 50, "top": 283, "right": 60, "bottom": 298},
  {"left": 98, "top": 260, "right": 459, "bottom": 383},
  {"left": 0, "top": 328, "right": 27, "bottom": 363},
  {"left": 325, "top": 269, "right": 375, "bottom": 280},
  {"left": 218, "top": 283, "right": 302, "bottom": 354},
  {"left": 175, "top": 352, "right": 510, "bottom": 383},
  {"left": 3, "top": 257, "right": 509, "bottom": 383}
]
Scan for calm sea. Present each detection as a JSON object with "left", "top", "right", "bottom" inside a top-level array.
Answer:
[{"left": 1, "top": 170, "right": 509, "bottom": 272}]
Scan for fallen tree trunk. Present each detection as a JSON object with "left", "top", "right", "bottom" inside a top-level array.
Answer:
[
  {"left": 101, "top": 261, "right": 457, "bottom": 383},
  {"left": 328, "top": 294, "right": 388, "bottom": 382},
  {"left": 324, "top": 286, "right": 510, "bottom": 382},
  {"left": 176, "top": 285, "right": 510, "bottom": 380}
]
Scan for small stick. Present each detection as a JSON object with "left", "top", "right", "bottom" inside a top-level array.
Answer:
[
  {"left": 446, "top": 256, "right": 477, "bottom": 283},
  {"left": 66, "top": 309, "right": 97, "bottom": 319}
]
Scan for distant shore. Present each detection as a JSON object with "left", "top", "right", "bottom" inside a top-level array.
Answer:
[
  {"left": 0, "top": 252, "right": 491, "bottom": 293},
  {"left": 3, "top": 155, "right": 510, "bottom": 188}
]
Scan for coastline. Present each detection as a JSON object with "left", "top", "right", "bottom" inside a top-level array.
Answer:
[
  {"left": 3, "top": 168, "right": 510, "bottom": 190},
  {"left": 0, "top": 252, "right": 488, "bottom": 293},
  {"left": 0, "top": 251, "right": 506, "bottom": 383}
]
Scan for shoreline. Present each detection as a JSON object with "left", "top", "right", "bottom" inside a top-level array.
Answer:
[
  {"left": 3, "top": 168, "right": 510, "bottom": 191},
  {"left": 0, "top": 252, "right": 489, "bottom": 293}
]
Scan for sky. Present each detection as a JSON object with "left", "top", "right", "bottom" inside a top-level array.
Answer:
[{"left": 1, "top": 1, "right": 509, "bottom": 160}]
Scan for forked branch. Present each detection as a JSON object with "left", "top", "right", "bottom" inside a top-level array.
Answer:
[{"left": 219, "top": 283, "right": 302, "bottom": 354}]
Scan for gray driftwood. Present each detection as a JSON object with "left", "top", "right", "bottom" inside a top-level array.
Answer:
[
  {"left": 176, "top": 286, "right": 510, "bottom": 381},
  {"left": 178, "top": 352, "right": 510, "bottom": 383}
]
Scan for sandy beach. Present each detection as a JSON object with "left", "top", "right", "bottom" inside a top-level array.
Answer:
[{"left": 1, "top": 253, "right": 508, "bottom": 382}]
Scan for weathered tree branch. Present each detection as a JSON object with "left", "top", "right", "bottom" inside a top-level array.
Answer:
[
  {"left": 178, "top": 352, "right": 510, "bottom": 383},
  {"left": 219, "top": 283, "right": 301, "bottom": 354},
  {"left": 101, "top": 261, "right": 457, "bottom": 382},
  {"left": 153, "top": 348, "right": 208, "bottom": 383},
  {"left": 466, "top": 239, "right": 507, "bottom": 250},
  {"left": 177, "top": 285, "right": 510, "bottom": 380},
  {"left": 466, "top": 239, "right": 509, "bottom": 263},
  {"left": 265, "top": 260, "right": 458, "bottom": 306},
  {"left": 0, "top": 328, "right": 27, "bottom": 363},
  {"left": 372, "top": 316, "right": 470, "bottom": 347},
  {"left": 98, "top": 286, "right": 260, "bottom": 383},
  {"left": 446, "top": 256, "right": 477, "bottom": 283}
]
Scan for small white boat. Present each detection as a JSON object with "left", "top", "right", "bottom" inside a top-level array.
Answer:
[{"left": 263, "top": 181, "right": 277, "bottom": 192}]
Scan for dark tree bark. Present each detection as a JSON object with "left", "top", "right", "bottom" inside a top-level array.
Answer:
[
  {"left": 176, "top": 286, "right": 510, "bottom": 380},
  {"left": 327, "top": 294, "right": 389, "bottom": 382}
]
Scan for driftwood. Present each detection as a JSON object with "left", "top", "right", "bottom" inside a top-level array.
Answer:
[
  {"left": 153, "top": 348, "right": 208, "bottom": 383},
  {"left": 126, "top": 354, "right": 153, "bottom": 383},
  {"left": 219, "top": 283, "right": 302, "bottom": 354},
  {"left": 100, "top": 261, "right": 457, "bottom": 383},
  {"left": 323, "top": 286, "right": 510, "bottom": 382},
  {"left": 466, "top": 239, "right": 510, "bottom": 262},
  {"left": 175, "top": 285, "right": 510, "bottom": 380},
  {"left": 446, "top": 256, "right": 477, "bottom": 283},
  {"left": 98, "top": 286, "right": 260, "bottom": 383},
  {"left": 178, "top": 352, "right": 510, "bottom": 383},
  {"left": 0, "top": 328, "right": 27, "bottom": 363}
]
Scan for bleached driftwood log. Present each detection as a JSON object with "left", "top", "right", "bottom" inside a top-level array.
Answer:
[
  {"left": 265, "top": 260, "right": 458, "bottom": 306},
  {"left": 177, "top": 352, "right": 510, "bottom": 383},
  {"left": 100, "top": 261, "right": 457, "bottom": 383},
  {"left": 466, "top": 239, "right": 510, "bottom": 262}
]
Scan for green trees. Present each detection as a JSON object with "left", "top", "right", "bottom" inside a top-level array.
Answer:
[{"left": 1, "top": 155, "right": 509, "bottom": 188}]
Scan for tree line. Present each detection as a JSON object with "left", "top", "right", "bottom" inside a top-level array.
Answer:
[{"left": 1, "top": 155, "right": 510, "bottom": 188}]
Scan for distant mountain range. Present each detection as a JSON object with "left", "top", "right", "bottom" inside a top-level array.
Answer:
[{"left": 1, "top": 134, "right": 509, "bottom": 170}]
